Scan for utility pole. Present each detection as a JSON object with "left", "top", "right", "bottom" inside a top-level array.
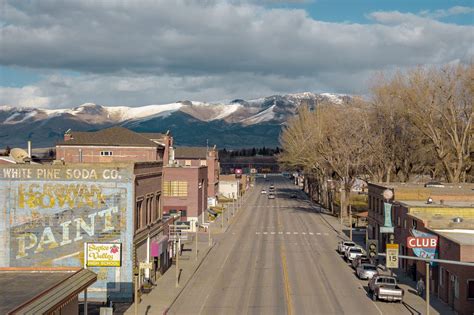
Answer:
[
  {"left": 175, "top": 238, "right": 180, "bottom": 288},
  {"left": 208, "top": 224, "right": 211, "bottom": 246},
  {"left": 349, "top": 204, "right": 353, "bottom": 241},
  {"left": 134, "top": 275, "right": 138, "bottom": 315},
  {"left": 195, "top": 222, "right": 198, "bottom": 261},
  {"left": 426, "top": 262, "right": 430, "bottom": 315}
]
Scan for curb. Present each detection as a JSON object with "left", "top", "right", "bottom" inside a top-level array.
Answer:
[{"left": 164, "top": 242, "right": 216, "bottom": 314}]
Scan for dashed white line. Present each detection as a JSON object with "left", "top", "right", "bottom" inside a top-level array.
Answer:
[
  {"left": 317, "top": 233, "right": 321, "bottom": 235},
  {"left": 286, "top": 232, "right": 291, "bottom": 235},
  {"left": 263, "top": 232, "right": 268, "bottom": 235},
  {"left": 271, "top": 232, "right": 275, "bottom": 235},
  {"left": 256, "top": 232, "right": 260, "bottom": 234},
  {"left": 309, "top": 232, "right": 314, "bottom": 235},
  {"left": 278, "top": 232, "right": 283, "bottom": 235},
  {"left": 324, "top": 233, "right": 329, "bottom": 236},
  {"left": 302, "top": 232, "right": 306, "bottom": 235},
  {"left": 293, "top": 232, "right": 298, "bottom": 235}
]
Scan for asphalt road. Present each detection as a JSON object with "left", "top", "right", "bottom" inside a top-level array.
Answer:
[{"left": 168, "top": 176, "right": 386, "bottom": 315}]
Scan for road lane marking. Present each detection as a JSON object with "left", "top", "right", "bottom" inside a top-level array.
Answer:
[
  {"left": 293, "top": 232, "right": 298, "bottom": 235},
  {"left": 286, "top": 232, "right": 291, "bottom": 234},
  {"left": 278, "top": 232, "right": 283, "bottom": 234},
  {"left": 302, "top": 232, "right": 306, "bottom": 235},
  {"left": 317, "top": 232, "right": 321, "bottom": 235},
  {"left": 256, "top": 232, "right": 260, "bottom": 234},
  {"left": 271, "top": 232, "right": 275, "bottom": 235},
  {"left": 309, "top": 232, "right": 314, "bottom": 235},
  {"left": 263, "top": 232, "right": 267, "bottom": 235}
]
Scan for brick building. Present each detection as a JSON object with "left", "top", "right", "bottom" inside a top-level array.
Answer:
[
  {"left": 56, "top": 126, "right": 171, "bottom": 163},
  {"left": 0, "top": 162, "right": 166, "bottom": 302},
  {"left": 173, "top": 146, "right": 219, "bottom": 199},
  {"left": 162, "top": 165, "right": 208, "bottom": 231},
  {"left": 367, "top": 182, "right": 474, "bottom": 315}
]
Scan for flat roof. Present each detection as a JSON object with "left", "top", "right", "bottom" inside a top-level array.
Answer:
[
  {"left": 433, "top": 230, "right": 474, "bottom": 246},
  {"left": 399, "top": 200, "right": 474, "bottom": 208},
  {"left": 408, "top": 212, "right": 474, "bottom": 230},
  {"left": 0, "top": 268, "right": 96, "bottom": 315}
]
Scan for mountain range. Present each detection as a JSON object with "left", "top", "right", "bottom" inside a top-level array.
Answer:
[{"left": 0, "top": 92, "right": 349, "bottom": 148}]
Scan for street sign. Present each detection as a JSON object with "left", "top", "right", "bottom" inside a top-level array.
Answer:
[
  {"left": 139, "top": 262, "right": 152, "bottom": 269},
  {"left": 380, "top": 226, "right": 394, "bottom": 233},
  {"left": 386, "top": 243, "right": 399, "bottom": 269}
]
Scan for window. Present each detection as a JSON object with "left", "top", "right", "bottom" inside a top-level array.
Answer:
[
  {"left": 136, "top": 199, "right": 143, "bottom": 230},
  {"left": 454, "top": 276, "right": 459, "bottom": 299},
  {"left": 200, "top": 160, "right": 207, "bottom": 166},
  {"left": 468, "top": 280, "right": 474, "bottom": 299},
  {"left": 403, "top": 219, "right": 407, "bottom": 229},
  {"left": 100, "top": 151, "right": 113, "bottom": 156},
  {"left": 154, "top": 193, "right": 161, "bottom": 221},
  {"left": 163, "top": 181, "right": 188, "bottom": 197},
  {"left": 439, "top": 267, "right": 444, "bottom": 287},
  {"left": 397, "top": 216, "right": 401, "bottom": 227},
  {"left": 412, "top": 219, "right": 418, "bottom": 229},
  {"left": 185, "top": 160, "right": 191, "bottom": 166}
]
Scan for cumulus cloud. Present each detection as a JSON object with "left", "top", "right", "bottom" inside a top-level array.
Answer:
[{"left": 0, "top": 0, "right": 472, "bottom": 108}]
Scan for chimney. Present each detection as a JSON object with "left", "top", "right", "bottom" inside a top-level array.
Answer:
[
  {"left": 64, "top": 129, "right": 72, "bottom": 141},
  {"left": 27, "top": 141, "right": 32, "bottom": 158}
]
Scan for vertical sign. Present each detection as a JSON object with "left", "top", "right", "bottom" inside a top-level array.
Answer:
[
  {"left": 386, "top": 243, "right": 399, "bottom": 269},
  {"left": 383, "top": 202, "right": 393, "bottom": 228}
]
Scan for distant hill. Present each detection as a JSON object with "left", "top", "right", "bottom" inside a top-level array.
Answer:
[{"left": 0, "top": 92, "right": 350, "bottom": 148}]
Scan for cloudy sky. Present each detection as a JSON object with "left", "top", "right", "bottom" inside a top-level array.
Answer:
[{"left": 0, "top": 0, "right": 473, "bottom": 108}]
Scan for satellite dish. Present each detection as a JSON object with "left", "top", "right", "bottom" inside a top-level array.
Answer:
[{"left": 10, "top": 148, "right": 30, "bottom": 164}]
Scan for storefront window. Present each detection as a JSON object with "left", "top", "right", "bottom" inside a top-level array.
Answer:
[{"left": 468, "top": 280, "right": 474, "bottom": 299}]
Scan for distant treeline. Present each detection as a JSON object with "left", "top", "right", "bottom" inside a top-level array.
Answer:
[{"left": 219, "top": 147, "right": 281, "bottom": 157}]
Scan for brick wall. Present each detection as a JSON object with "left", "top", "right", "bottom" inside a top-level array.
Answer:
[{"left": 56, "top": 145, "right": 160, "bottom": 163}]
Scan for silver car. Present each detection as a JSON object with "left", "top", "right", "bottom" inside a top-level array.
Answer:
[
  {"left": 356, "top": 264, "right": 378, "bottom": 280},
  {"left": 337, "top": 241, "right": 356, "bottom": 254}
]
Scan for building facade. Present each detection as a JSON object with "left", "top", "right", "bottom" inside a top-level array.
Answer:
[
  {"left": 162, "top": 165, "right": 208, "bottom": 231},
  {"left": 0, "top": 162, "right": 165, "bottom": 302},
  {"left": 56, "top": 127, "right": 168, "bottom": 163},
  {"left": 173, "top": 146, "right": 219, "bottom": 199},
  {"left": 367, "top": 182, "right": 474, "bottom": 315}
]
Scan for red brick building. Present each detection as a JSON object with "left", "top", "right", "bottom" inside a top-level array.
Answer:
[
  {"left": 56, "top": 126, "right": 170, "bottom": 163},
  {"left": 173, "top": 146, "right": 219, "bottom": 199},
  {"left": 368, "top": 183, "right": 474, "bottom": 315},
  {"left": 162, "top": 165, "right": 208, "bottom": 231}
]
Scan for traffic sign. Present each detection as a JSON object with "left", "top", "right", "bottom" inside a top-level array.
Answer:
[
  {"left": 139, "top": 262, "right": 152, "bottom": 269},
  {"left": 386, "top": 243, "right": 399, "bottom": 269}
]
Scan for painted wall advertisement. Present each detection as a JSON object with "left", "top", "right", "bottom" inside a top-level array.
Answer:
[{"left": 0, "top": 164, "right": 134, "bottom": 301}]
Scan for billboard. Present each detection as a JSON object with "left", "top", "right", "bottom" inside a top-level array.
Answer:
[
  {"left": 0, "top": 164, "right": 134, "bottom": 301},
  {"left": 86, "top": 242, "right": 122, "bottom": 267}
]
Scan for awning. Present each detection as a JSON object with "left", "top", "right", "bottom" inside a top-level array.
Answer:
[
  {"left": 151, "top": 235, "right": 169, "bottom": 257},
  {"left": 207, "top": 208, "right": 217, "bottom": 216}
]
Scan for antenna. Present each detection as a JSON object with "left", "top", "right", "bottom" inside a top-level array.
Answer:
[{"left": 10, "top": 148, "right": 30, "bottom": 164}]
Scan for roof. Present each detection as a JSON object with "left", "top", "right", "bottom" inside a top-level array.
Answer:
[
  {"left": 0, "top": 268, "right": 96, "bottom": 315},
  {"left": 433, "top": 230, "right": 474, "bottom": 246},
  {"left": 408, "top": 212, "right": 474, "bottom": 230},
  {"left": 57, "top": 126, "right": 161, "bottom": 147},
  {"left": 174, "top": 146, "right": 208, "bottom": 159}
]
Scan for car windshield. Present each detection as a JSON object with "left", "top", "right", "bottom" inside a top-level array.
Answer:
[
  {"left": 344, "top": 242, "right": 355, "bottom": 246},
  {"left": 350, "top": 248, "right": 362, "bottom": 253},
  {"left": 379, "top": 277, "right": 396, "bottom": 284},
  {"left": 363, "top": 265, "right": 377, "bottom": 271}
]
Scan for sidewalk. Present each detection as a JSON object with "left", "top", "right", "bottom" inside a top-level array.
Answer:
[
  {"left": 119, "top": 195, "right": 248, "bottom": 315},
  {"left": 121, "top": 236, "right": 215, "bottom": 315},
  {"left": 313, "top": 202, "right": 455, "bottom": 315}
]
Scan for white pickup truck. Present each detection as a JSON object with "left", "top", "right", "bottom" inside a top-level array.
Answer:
[{"left": 368, "top": 275, "right": 404, "bottom": 302}]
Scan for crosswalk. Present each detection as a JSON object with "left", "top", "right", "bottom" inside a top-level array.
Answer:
[{"left": 255, "top": 231, "right": 329, "bottom": 236}]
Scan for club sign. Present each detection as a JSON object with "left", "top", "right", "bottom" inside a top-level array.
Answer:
[{"left": 407, "top": 237, "right": 438, "bottom": 249}]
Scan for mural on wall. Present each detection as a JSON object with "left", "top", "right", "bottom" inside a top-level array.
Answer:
[{"left": 0, "top": 164, "right": 134, "bottom": 300}]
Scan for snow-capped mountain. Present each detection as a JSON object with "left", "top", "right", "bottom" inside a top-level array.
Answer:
[{"left": 0, "top": 92, "right": 349, "bottom": 148}]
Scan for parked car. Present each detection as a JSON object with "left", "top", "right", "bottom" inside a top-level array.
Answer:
[
  {"left": 270, "top": 184, "right": 275, "bottom": 189},
  {"left": 352, "top": 255, "right": 370, "bottom": 269},
  {"left": 268, "top": 193, "right": 276, "bottom": 199},
  {"left": 368, "top": 275, "right": 404, "bottom": 302},
  {"left": 356, "top": 264, "right": 378, "bottom": 280},
  {"left": 290, "top": 194, "right": 297, "bottom": 199},
  {"left": 261, "top": 189, "right": 267, "bottom": 194},
  {"left": 337, "top": 241, "right": 356, "bottom": 254},
  {"left": 345, "top": 246, "right": 364, "bottom": 261}
]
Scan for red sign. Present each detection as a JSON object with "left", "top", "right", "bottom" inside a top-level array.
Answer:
[
  {"left": 407, "top": 237, "right": 438, "bottom": 249},
  {"left": 235, "top": 169, "right": 242, "bottom": 174}
]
